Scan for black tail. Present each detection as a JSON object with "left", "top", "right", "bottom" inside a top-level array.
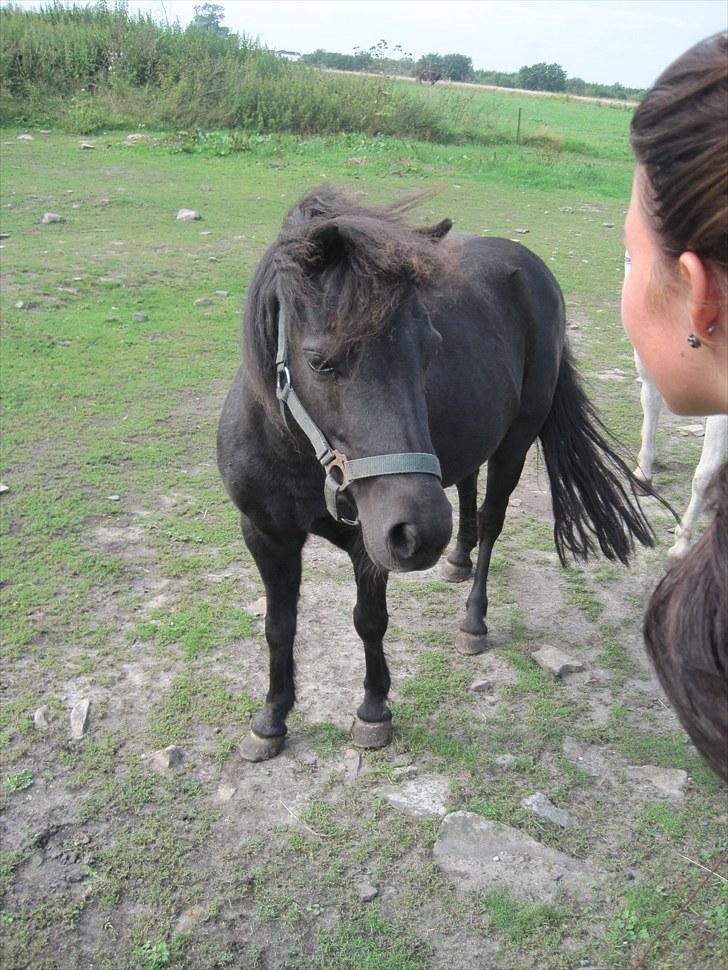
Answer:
[{"left": 539, "top": 347, "right": 655, "bottom": 566}]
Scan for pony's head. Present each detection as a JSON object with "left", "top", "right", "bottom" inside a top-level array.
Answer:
[{"left": 246, "top": 186, "right": 455, "bottom": 571}]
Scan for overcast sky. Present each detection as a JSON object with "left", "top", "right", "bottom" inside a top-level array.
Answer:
[{"left": 10, "top": 0, "right": 728, "bottom": 88}]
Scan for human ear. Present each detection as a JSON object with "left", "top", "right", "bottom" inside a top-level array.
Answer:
[{"left": 678, "top": 251, "right": 722, "bottom": 339}]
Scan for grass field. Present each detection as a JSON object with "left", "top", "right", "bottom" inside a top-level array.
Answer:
[{"left": 1, "top": 114, "right": 726, "bottom": 970}]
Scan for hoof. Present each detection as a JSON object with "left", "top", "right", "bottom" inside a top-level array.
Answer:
[
  {"left": 456, "top": 630, "right": 490, "bottom": 655},
  {"left": 351, "top": 717, "right": 393, "bottom": 750},
  {"left": 441, "top": 559, "right": 473, "bottom": 583},
  {"left": 239, "top": 731, "right": 285, "bottom": 763}
]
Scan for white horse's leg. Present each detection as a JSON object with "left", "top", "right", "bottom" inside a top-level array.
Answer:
[
  {"left": 633, "top": 350, "right": 663, "bottom": 484},
  {"left": 669, "top": 414, "right": 728, "bottom": 558}
]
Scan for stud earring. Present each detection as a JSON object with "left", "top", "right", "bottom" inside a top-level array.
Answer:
[{"left": 687, "top": 333, "right": 702, "bottom": 349}]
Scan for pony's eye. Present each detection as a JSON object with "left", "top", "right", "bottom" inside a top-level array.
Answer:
[{"left": 305, "top": 352, "right": 336, "bottom": 375}]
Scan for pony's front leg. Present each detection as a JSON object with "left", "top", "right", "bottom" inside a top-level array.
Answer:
[
  {"left": 349, "top": 548, "right": 393, "bottom": 749},
  {"left": 239, "top": 515, "right": 305, "bottom": 762}
]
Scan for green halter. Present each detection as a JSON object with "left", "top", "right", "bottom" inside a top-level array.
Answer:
[{"left": 275, "top": 303, "right": 442, "bottom": 524}]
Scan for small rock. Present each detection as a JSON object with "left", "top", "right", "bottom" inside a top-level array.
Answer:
[
  {"left": 200, "top": 230, "right": 212, "bottom": 236},
  {"left": 246, "top": 596, "right": 266, "bottom": 617},
  {"left": 469, "top": 679, "right": 494, "bottom": 694},
  {"left": 132, "top": 313, "right": 148, "bottom": 322},
  {"left": 215, "top": 784, "right": 236, "bottom": 802},
  {"left": 214, "top": 290, "right": 229, "bottom": 297},
  {"left": 358, "top": 883, "right": 379, "bottom": 902},
  {"left": 0, "top": 233, "right": 9, "bottom": 240},
  {"left": 208, "top": 256, "right": 218, "bottom": 262},
  {"left": 33, "top": 706, "right": 50, "bottom": 730},
  {"left": 532, "top": 645, "right": 585, "bottom": 679},
  {"left": 41, "top": 213, "right": 64, "bottom": 224},
  {"left": 341, "top": 748, "right": 363, "bottom": 781},
  {"left": 107, "top": 494, "right": 120, "bottom": 502},
  {"left": 513, "top": 228, "right": 529, "bottom": 234},
  {"left": 602, "top": 222, "right": 614, "bottom": 228},
  {"left": 522, "top": 791, "right": 571, "bottom": 828},
  {"left": 392, "top": 764, "right": 418, "bottom": 780},
  {"left": 176, "top": 208, "right": 201, "bottom": 221},
  {"left": 57, "top": 285, "right": 79, "bottom": 295},
  {"left": 80, "top": 142, "right": 95, "bottom": 150},
  {"left": 70, "top": 699, "right": 90, "bottom": 739},
  {"left": 676, "top": 424, "right": 705, "bottom": 438},
  {"left": 125, "top": 133, "right": 145, "bottom": 143},
  {"left": 495, "top": 754, "right": 517, "bottom": 768},
  {"left": 194, "top": 297, "right": 213, "bottom": 307},
  {"left": 377, "top": 774, "right": 450, "bottom": 818},
  {"left": 560, "top": 206, "right": 574, "bottom": 213},
  {"left": 0, "top": 483, "right": 8, "bottom": 494},
  {"left": 150, "top": 745, "right": 185, "bottom": 769},
  {"left": 625, "top": 765, "right": 688, "bottom": 802},
  {"left": 562, "top": 737, "right": 613, "bottom": 778},
  {"left": 17, "top": 133, "right": 34, "bottom": 141}
]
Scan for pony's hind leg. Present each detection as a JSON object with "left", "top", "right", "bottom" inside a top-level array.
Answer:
[
  {"left": 238, "top": 515, "right": 305, "bottom": 761},
  {"left": 348, "top": 543, "right": 393, "bottom": 749},
  {"left": 441, "top": 472, "right": 478, "bottom": 583},
  {"left": 457, "top": 429, "right": 531, "bottom": 655}
]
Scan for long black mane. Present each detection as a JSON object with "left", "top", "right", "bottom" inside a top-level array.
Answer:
[{"left": 242, "top": 185, "right": 454, "bottom": 412}]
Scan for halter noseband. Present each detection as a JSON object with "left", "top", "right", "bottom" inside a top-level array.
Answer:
[{"left": 275, "top": 302, "right": 441, "bottom": 525}]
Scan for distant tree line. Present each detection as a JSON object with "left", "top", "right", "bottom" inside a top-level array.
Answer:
[{"left": 300, "top": 46, "right": 644, "bottom": 100}]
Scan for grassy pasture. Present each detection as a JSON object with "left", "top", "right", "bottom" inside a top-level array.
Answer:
[{"left": 1, "top": 110, "right": 726, "bottom": 970}]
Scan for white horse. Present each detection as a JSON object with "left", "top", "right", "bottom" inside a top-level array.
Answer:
[{"left": 633, "top": 351, "right": 728, "bottom": 558}]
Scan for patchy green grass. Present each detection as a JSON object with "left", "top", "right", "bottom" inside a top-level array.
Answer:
[{"left": 1, "top": 124, "right": 725, "bottom": 970}]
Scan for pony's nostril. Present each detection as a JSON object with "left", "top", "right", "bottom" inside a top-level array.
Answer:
[{"left": 388, "top": 522, "right": 419, "bottom": 560}]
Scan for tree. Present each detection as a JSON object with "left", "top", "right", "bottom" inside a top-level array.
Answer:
[
  {"left": 192, "top": 3, "right": 229, "bottom": 35},
  {"left": 518, "top": 62, "right": 566, "bottom": 92},
  {"left": 440, "top": 53, "right": 473, "bottom": 82},
  {"left": 416, "top": 53, "right": 473, "bottom": 82}
]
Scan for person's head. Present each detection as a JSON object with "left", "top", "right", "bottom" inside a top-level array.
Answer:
[{"left": 622, "top": 32, "right": 728, "bottom": 416}]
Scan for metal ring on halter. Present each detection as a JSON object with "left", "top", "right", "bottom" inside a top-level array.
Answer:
[{"left": 276, "top": 365, "right": 291, "bottom": 400}]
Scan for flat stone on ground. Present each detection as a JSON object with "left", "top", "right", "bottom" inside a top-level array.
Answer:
[
  {"left": 433, "top": 811, "right": 606, "bottom": 903},
  {"left": 625, "top": 765, "right": 688, "bottom": 802},
  {"left": 533, "top": 645, "right": 585, "bottom": 679},
  {"left": 378, "top": 774, "right": 450, "bottom": 818},
  {"left": 522, "top": 791, "right": 571, "bottom": 828},
  {"left": 562, "top": 736, "right": 614, "bottom": 779},
  {"left": 69, "top": 699, "right": 90, "bottom": 739}
]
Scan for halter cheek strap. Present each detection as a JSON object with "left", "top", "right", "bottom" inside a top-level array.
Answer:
[{"left": 275, "top": 303, "right": 441, "bottom": 525}]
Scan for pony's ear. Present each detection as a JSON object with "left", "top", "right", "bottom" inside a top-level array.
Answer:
[
  {"left": 305, "top": 221, "right": 348, "bottom": 269},
  {"left": 415, "top": 218, "right": 453, "bottom": 241}
]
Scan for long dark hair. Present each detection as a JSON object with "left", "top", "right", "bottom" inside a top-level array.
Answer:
[{"left": 643, "top": 464, "right": 728, "bottom": 780}]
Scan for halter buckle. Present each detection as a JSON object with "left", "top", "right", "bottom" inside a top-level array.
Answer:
[{"left": 325, "top": 450, "right": 350, "bottom": 490}]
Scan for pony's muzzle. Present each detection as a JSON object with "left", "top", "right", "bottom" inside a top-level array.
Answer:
[{"left": 357, "top": 476, "right": 452, "bottom": 572}]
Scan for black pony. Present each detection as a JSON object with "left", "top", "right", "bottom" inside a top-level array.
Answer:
[{"left": 218, "top": 186, "right": 653, "bottom": 761}]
